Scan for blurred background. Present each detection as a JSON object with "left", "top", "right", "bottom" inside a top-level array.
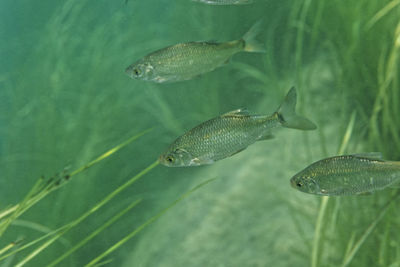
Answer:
[{"left": 1, "top": 0, "right": 400, "bottom": 266}]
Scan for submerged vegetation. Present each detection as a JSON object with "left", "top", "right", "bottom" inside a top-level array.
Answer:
[{"left": 1, "top": 0, "right": 399, "bottom": 266}]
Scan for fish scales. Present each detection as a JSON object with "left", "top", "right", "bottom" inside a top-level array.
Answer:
[
  {"left": 125, "top": 20, "right": 265, "bottom": 83},
  {"left": 144, "top": 41, "right": 243, "bottom": 82},
  {"left": 159, "top": 87, "right": 317, "bottom": 167},
  {"left": 291, "top": 154, "right": 400, "bottom": 196},
  {"left": 172, "top": 115, "right": 277, "bottom": 163}
]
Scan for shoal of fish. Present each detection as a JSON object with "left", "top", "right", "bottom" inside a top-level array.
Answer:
[{"left": 125, "top": 2, "right": 398, "bottom": 196}]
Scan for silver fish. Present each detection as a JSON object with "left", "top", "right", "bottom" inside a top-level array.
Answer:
[
  {"left": 159, "top": 87, "right": 317, "bottom": 167},
  {"left": 290, "top": 153, "right": 400, "bottom": 196},
  {"left": 125, "top": 20, "right": 264, "bottom": 83}
]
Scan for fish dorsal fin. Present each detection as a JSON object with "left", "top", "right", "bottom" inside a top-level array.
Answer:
[
  {"left": 221, "top": 108, "right": 250, "bottom": 117},
  {"left": 351, "top": 152, "right": 384, "bottom": 161}
]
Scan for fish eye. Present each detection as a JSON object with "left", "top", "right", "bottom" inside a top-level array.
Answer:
[
  {"left": 296, "top": 181, "right": 303, "bottom": 188},
  {"left": 166, "top": 156, "right": 174, "bottom": 163},
  {"left": 133, "top": 68, "right": 140, "bottom": 76}
]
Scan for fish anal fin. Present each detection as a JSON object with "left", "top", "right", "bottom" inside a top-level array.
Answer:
[
  {"left": 257, "top": 132, "right": 274, "bottom": 141},
  {"left": 222, "top": 108, "right": 250, "bottom": 117},
  {"left": 229, "top": 147, "right": 247, "bottom": 157}
]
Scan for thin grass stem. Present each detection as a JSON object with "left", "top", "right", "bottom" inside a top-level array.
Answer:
[
  {"left": 46, "top": 199, "right": 142, "bottom": 267},
  {"left": 366, "top": 0, "right": 400, "bottom": 30},
  {"left": 311, "top": 111, "right": 357, "bottom": 267},
  {"left": 341, "top": 192, "right": 400, "bottom": 267},
  {"left": 12, "top": 160, "right": 159, "bottom": 266},
  {"left": 85, "top": 177, "right": 217, "bottom": 267},
  {"left": 0, "top": 129, "right": 151, "bottom": 225}
]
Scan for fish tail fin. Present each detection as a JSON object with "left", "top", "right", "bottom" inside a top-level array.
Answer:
[
  {"left": 242, "top": 20, "right": 266, "bottom": 53},
  {"left": 275, "top": 87, "right": 317, "bottom": 130}
]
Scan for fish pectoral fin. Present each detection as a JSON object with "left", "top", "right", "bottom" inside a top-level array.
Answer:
[
  {"left": 189, "top": 157, "right": 214, "bottom": 166},
  {"left": 351, "top": 152, "right": 384, "bottom": 161},
  {"left": 221, "top": 108, "right": 250, "bottom": 117},
  {"left": 256, "top": 132, "right": 274, "bottom": 141}
]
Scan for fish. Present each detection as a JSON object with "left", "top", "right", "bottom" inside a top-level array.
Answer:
[
  {"left": 159, "top": 87, "right": 317, "bottom": 167},
  {"left": 192, "top": 0, "right": 253, "bottom": 5},
  {"left": 290, "top": 153, "right": 400, "bottom": 196},
  {"left": 125, "top": 20, "right": 265, "bottom": 83}
]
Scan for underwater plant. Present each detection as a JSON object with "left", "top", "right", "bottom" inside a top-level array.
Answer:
[{"left": 1, "top": 0, "right": 400, "bottom": 266}]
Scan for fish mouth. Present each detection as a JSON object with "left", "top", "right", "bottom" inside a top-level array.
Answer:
[
  {"left": 289, "top": 177, "right": 301, "bottom": 189},
  {"left": 157, "top": 154, "right": 167, "bottom": 166},
  {"left": 124, "top": 67, "right": 133, "bottom": 77},
  {"left": 289, "top": 178, "right": 296, "bottom": 188}
]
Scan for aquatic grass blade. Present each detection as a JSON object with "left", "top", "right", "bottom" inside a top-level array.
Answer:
[
  {"left": 341, "top": 192, "right": 400, "bottom": 267},
  {"left": 0, "top": 177, "right": 45, "bottom": 237},
  {"left": 311, "top": 111, "right": 357, "bottom": 267},
  {"left": 0, "top": 241, "right": 20, "bottom": 257},
  {"left": 68, "top": 128, "right": 153, "bottom": 177},
  {"left": 366, "top": 0, "right": 400, "bottom": 30},
  {"left": 9, "top": 160, "right": 158, "bottom": 266},
  {"left": 311, "top": 196, "right": 328, "bottom": 267},
  {"left": 46, "top": 199, "right": 142, "bottom": 267},
  {"left": 0, "top": 129, "right": 151, "bottom": 229},
  {"left": 12, "top": 160, "right": 158, "bottom": 266},
  {"left": 0, "top": 225, "right": 69, "bottom": 262},
  {"left": 84, "top": 177, "right": 217, "bottom": 267},
  {"left": 337, "top": 111, "right": 357, "bottom": 155}
]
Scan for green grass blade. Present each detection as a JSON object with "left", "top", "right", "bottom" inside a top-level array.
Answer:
[
  {"left": 311, "top": 196, "right": 328, "bottom": 267},
  {"left": 12, "top": 160, "right": 158, "bottom": 266},
  {"left": 0, "top": 129, "right": 151, "bottom": 231},
  {"left": 0, "top": 241, "right": 20, "bottom": 257},
  {"left": 0, "top": 225, "right": 68, "bottom": 262},
  {"left": 312, "top": 111, "right": 357, "bottom": 267},
  {"left": 69, "top": 128, "right": 153, "bottom": 177},
  {"left": 341, "top": 192, "right": 400, "bottom": 267},
  {"left": 0, "top": 177, "right": 45, "bottom": 237},
  {"left": 366, "top": 0, "right": 400, "bottom": 30},
  {"left": 85, "top": 177, "right": 217, "bottom": 267},
  {"left": 46, "top": 199, "right": 142, "bottom": 267},
  {"left": 337, "top": 111, "right": 357, "bottom": 155}
]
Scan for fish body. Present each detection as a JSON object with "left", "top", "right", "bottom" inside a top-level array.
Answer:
[
  {"left": 290, "top": 153, "right": 400, "bottom": 196},
  {"left": 192, "top": 0, "right": 253, "bottom": 5},
  {"left": 125, "top": 21, "right": 264, "bottom": 83},
  {"left": 159, "top": 87, "right": 316, "bottom": 167}
]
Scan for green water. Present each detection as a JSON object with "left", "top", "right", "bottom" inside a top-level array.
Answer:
[{"left": 1, "top": 0, "right": 400, "bottom": 266}]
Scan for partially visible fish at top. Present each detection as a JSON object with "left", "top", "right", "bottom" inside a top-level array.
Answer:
[
  {"left": 159, "top": 87, "right": 317, "bottom": 167},
  {"left": 192, "top": 0, "right": 253, "bottom": 5},
  {"left": 125, "top": 20, "right": 265, "bottom": 83},
  {"left": 290, "top": 153, "right": 400, "bottom": 196}
]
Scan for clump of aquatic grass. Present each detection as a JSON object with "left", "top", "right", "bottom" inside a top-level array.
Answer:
[
  {"left": 0, "top": 129, "right": 215, "bottom": 266},
  {"left": 3, "top": 0, "right": 400, "bottom": 266},
  {"left": 2, "top": 0, "right": 239, "bottom": 265},
  {"left": 289, "top": 0, "right": 400, "bottom": 266}
]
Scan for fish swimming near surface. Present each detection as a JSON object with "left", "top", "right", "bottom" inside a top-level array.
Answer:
[
  {"left": 290, "top": 153, "right": 400, "bottom": 196},
  {"left": 159, "top": 87, "right": 317, "bottom": 167},
  {"left": 125, "top": 20, "right": 265, "bottom": 83},
  {"left": 192, "top": 0, "right": 253, "bottom": 5}
]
